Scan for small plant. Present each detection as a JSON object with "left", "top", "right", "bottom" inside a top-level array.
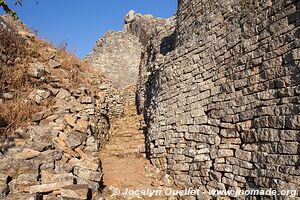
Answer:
[
  {"left": 0, "top": 0, "right": 22, "bottom": 20},
  {"left": 57, "top": 41, "right": 68, "bottom": 51}
]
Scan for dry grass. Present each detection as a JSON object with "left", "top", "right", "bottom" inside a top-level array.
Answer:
[
  {"left": 0, "top": 30, "right": 25, "bottom": 66},
  {"left": 0, "top": 100, "right": 40, "bottom": 140},
  {"left": 31, "top": 32, "right": 107, "bottom": 91},
  {"left": 0, "top": 16, "right": 108, "bottom": 140},
  {"left": 0, "top": 18, "right": 32, "bottom": 139}
]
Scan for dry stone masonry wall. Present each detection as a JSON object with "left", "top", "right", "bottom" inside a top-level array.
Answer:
[
  {"left": 84, "top": 31, "right": 142, "bottom": 89},
  {"left": 0, "top": 12, "right": 170, "bottom": 199},
  {"left": 138, "top": 0, "right": 300, "bottom": 199},
  {"left": 0, "top": 59, "right": 111, "bottom": 200},
  {"left": 84, "top": 10, "right": 172, "bottom": 89},
  {"left": 0, "top": 17, "right": 125, "bottom": 199}
]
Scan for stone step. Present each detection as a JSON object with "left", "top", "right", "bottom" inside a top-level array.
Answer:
[
  {"left": 111, "top": 135, "right": 144, "bottom": 142},
  {"left": 108, "top": 152, "right": 146, "bottom": 158},
  {"left": 114, "top": 131, "right": 143, "bottom": 137},
  {"left": 113, "top": 121, "right": 140, "bottom": 125},
  {"left": 109, "top": 135, "right": 144, "bottom": 142},
  {"left": 105, "top": 143, "right": 145, "bottom": 152},
  {"left": 111, "top": 128, "right": 143, "bottom": 133},
  {"left": 103, "top": 149, "right": 146, "bottom": 157}
]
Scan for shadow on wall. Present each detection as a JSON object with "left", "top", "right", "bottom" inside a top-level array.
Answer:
[
  {"left": 143, "top": 69, "right": 161, "bottom": 160},
  {"left": 160, "top": 31, "right": 176, "bottom": 55},
  {"left": 137, "top": 28, "right": 177, "bottom": 160}
]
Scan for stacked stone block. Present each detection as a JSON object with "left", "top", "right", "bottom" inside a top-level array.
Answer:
[{"left": 138, "top": 0, "right": 300, "bottom": 199}]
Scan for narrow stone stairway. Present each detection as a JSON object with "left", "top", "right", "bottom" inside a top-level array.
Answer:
[{"left": 100, "top": 103, "right": 171, "bottom": 200}]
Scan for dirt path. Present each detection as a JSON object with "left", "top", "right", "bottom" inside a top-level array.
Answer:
[{"left": 100, "top": 104, "right": 171, "bottom": 200}]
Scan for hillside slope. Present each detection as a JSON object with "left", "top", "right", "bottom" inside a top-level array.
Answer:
[{"left": 0, "top": 15, "right": 113, "bottom": 199}]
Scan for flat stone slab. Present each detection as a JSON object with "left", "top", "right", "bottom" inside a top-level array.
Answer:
[
  {"left": 29, "top": 180, "right": 73, "bottom": 194},
  {"left": 60, "top": 184, "right": 90, "bottom": 200}
]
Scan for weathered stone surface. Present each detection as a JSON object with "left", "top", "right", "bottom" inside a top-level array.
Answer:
[
  {"left": 27, "top": 62, "right": 47, "bottom": 78},
  {"left": 220, "top": 129, "right": 239, "bottom": 138},
  {"left": 64, "top": 114, "right": 76, "bottom": 127},
  {"left": 2, "top": 1, "right": 300, "bottom": 199},
  {"left": 235, "top": 149, "right": 252, "bottom": 162},
  {"left": 194, "top": 154, "right": 210, "bottom": 162},
  {"left": 73, "top": 167, "right": 102, "bottom": 182},
  {"left": 40, "top": 171, "right": 74, "bottom": 184},
  {"left": 191, "top": 107, "right": 205, "bottom": 117},
  {"left": 75, "top": 178, "right": 99, "bottom": 192},
  {"left": 48, "top": 59, "right": 61, "bottom": 68},
  {"left": 32, "top": 112, "right": 44, "bottom": 122},
  {"left": 26, "top": 125, "right": 57, "bottom": 151},
  {"left": 84, "top": 31, "right": 142, "bottom": 88},
  {"left": 9, "top": 178, "right": 39, "bottom": 193},
  {"left": 56, "top": 88, "right": 71, "bottom": 100},
  {"left": 60, "top": 184, "right": 89, "bottom": 200},
  {"left": 1, "top": 193, "right": 37, "bottom": 200},
  {"left": 214, "top": 164, "right": 233, "bottom": 173},
  {"left": 78, "top": 96, "right": 93, "bottom": 104},
  {"left": 84, "top": 11, "right": 165, "bottom": 88},
  {"left": 124, "top": 10, "right": 137, "bottom": 24},
  {"left": 0, "top": 15, "right": 112, "bottom": 200},
  {"left": 29, "top": 181, "right": 73, "bottom": 193},
  {"left": 15, "top": 148, "right": 40, "bottom": 159},
  {"left": 64, "top": 131, "right": 87, "bottom": 149},
  {"left": 217, "top": 149, "right": 234, "bottom": 158},
  {"left": 70, "top": 158, "right": 99, "bottom": 171},
  {"left": 136, "top": 0, "right": 300, "bottom": 195},
  {"left": 28, "top": 89, "right": 51, "bottom": 104},
  {"left": 0, "top": 181, "right": 8, "bottom": 197},
  {"left": 74, "top": 119, "right": 88, "bottom": 133},
  {"left": 0, "top": 92, "right": 14, "bottom": 100},
  {"left": 278, "top": 141, "right": 299, "bottom": 154}
]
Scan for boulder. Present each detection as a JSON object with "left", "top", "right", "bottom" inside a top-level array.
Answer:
[{"left": 124, "top": 10, "right": 136, "bottom": 24}]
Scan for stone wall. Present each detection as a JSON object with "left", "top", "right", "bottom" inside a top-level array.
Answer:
[
  {"left": 0, "top": 17, "right": 115, "bottom": 199},
  {"left": 124, "top": 10, "right": 168, "bottom": 47},
  {"left": 0, "top": 58, "right": 112, "bottom": 199},
  {"left": 138, "top": 0, "right": 300, "bottom": 199},
  {"left": 135, "top": 16, "right": 176, "bottom": 115},
  {"left": 84, "top": 31, "right": 142, "bottom": 89},
  {"left": 0, "top": 87, "right": 107, "bottom": 199},
  {"left": 84, "top": 11, "right": 171, "bottom": 89}
]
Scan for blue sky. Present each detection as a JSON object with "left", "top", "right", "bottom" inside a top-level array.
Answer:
[{"left": 1, "top": 0, "right": 177, "bottom": 58}]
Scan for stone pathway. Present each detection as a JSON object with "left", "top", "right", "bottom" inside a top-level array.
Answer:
[{"left": 100, "top": 104, "right": 172, "bottom": 200}]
